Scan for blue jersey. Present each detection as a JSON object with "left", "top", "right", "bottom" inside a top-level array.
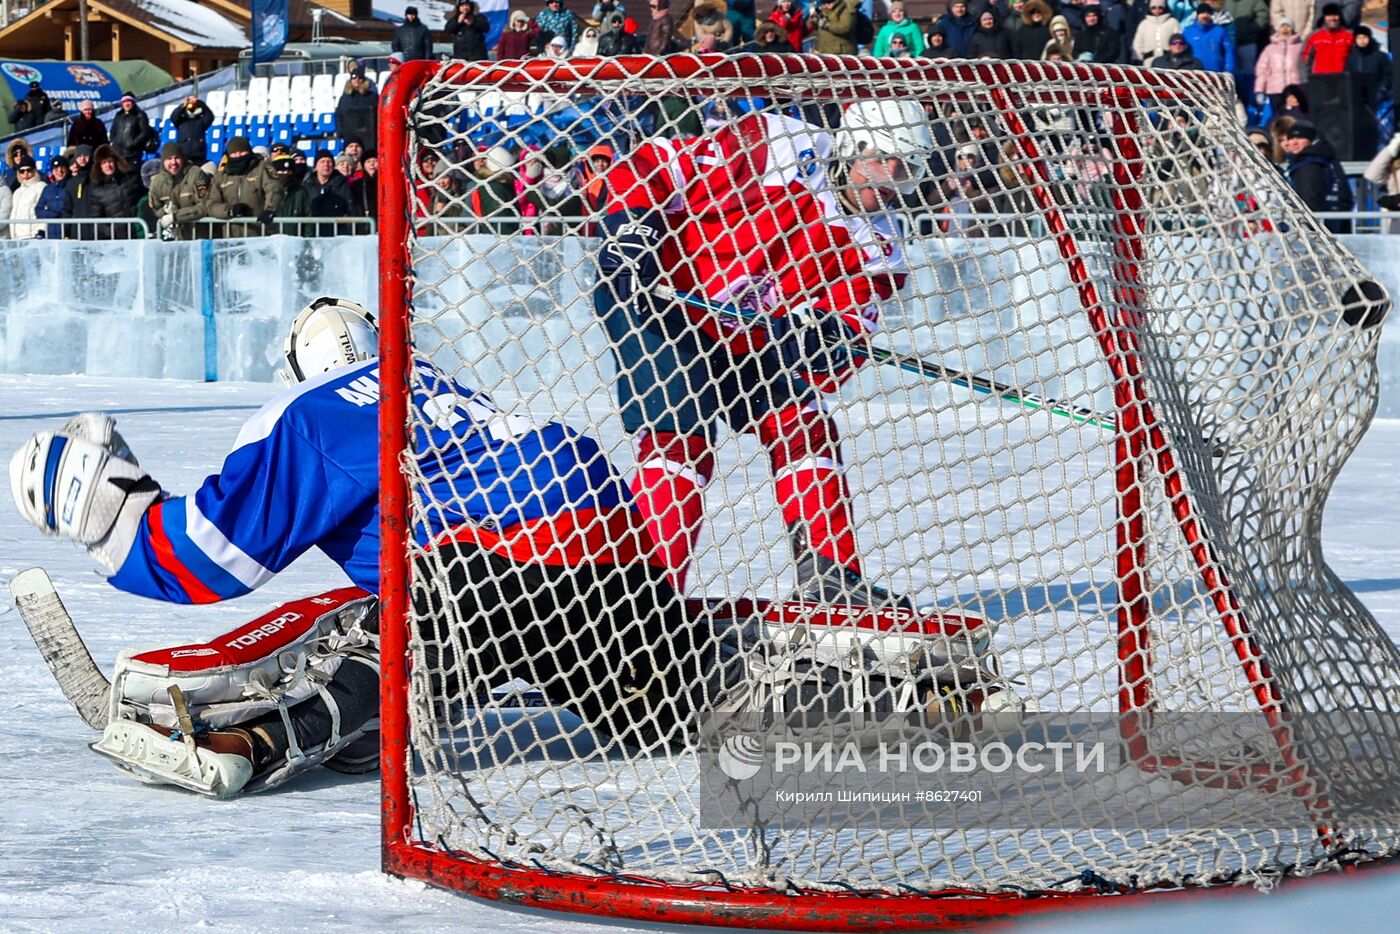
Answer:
[{"left": 110, "top": 360, "right": 631, "bottom": 604}]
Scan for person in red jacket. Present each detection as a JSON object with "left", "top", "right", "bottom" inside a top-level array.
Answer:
[
  {"left": 769, "top": 0, "right": 808, "bottom": 52},
  {"left": 1302, "top": 3, "right": 1354, "bottom": 75}
]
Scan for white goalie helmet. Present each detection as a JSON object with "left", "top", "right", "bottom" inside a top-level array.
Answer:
[
  {"left": 282, "top": 297, "right": 378, "bottom": 384},
  {"left": 835, "top": 99, "right": 935, "bottom": 196}
]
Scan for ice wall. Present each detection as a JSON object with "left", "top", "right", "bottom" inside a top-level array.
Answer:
[{"left": 0, "top": 232, "right": 1395, "bottom": 418}]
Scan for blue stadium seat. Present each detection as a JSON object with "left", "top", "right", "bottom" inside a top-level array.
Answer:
[
  {"left": 293, "top": 113, "right": 315, "bottom": 138},
  {"left": 225, "top": 116, "right": 248, "bottom": 140},
  {"left": 248, "top": 116, "right": 271, "bottom": 148},
  {"left": 270, "top": 117, "right": 293, "bottom": 147},
  {"left": 206, "top": 138, "right": 223, "bottom": 162},
  {"left": 316, "top": 113, "right": 335, "bottom": 136},
  {"left": 163, "top": 121, "right": 178, "bottom": 143}
]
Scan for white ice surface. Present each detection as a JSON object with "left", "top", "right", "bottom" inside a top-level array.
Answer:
[{"left": 0, "top": 373, "right": 1396, "bottom": 933}]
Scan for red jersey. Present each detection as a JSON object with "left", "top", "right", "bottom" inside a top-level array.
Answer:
[{"left": 603, "top": 112, "right": 907, "bottom": 391}]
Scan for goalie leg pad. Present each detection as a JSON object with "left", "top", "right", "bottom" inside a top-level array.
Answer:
[{"left": 100, "top": 588, "right": 379, "bottom": 795}]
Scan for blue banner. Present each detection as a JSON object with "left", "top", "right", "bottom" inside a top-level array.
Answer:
[
  {"left": 0, "top": 61, "right": 122, "bottom": 109},
  {"left": 251, "top": 0, "right": 290, "bottom": 65}
]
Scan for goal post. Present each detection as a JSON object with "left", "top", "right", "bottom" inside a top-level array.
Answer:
[{"left": 377, "top": 55, "right": 1399, "bottom": 929}]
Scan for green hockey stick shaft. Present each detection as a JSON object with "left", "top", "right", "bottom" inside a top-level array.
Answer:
[{"left": 652, "top": 286, "right": 1117, "bottom": 432}]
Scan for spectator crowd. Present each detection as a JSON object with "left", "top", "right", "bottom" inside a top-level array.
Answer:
[{"left": 0, "top": 0, "right": 1394, "bottom": 241}]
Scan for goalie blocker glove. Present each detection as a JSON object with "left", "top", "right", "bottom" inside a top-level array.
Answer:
[
  {"left": 768, "top": 305, "right": 858, "bottom": 378},
  {"left": 10, "top": 430, "right": 162, "bottom": 574}
]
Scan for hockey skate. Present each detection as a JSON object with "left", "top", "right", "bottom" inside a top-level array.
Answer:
[
  {"left": 787, "top": 524, "right": 915, "bottom": 611},
  {"left": 92, "top": 719, "right": 254, "bottom": 799}
]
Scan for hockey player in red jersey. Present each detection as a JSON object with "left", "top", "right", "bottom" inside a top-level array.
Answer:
[{"left": 594, "top": 99, "right": 934, "bottom": 606}]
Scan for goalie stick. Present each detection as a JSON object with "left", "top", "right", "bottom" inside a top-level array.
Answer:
[
  {"left": 652, "top": 286, "right": 1117, "bottom": 431},
  {"left": 9, "top": 568, "right": 111, "bottom": 730}
]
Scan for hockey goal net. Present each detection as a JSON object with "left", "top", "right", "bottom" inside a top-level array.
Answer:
[{"left": 378, "top": 56, "right": 1399, "bottom": 928}]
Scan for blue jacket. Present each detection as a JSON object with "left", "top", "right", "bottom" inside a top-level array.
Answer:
[
  {"left": 1182, "top": 19, "right": 1235, "bottom": 73},
  {"left": 34, "top": 180, "right": 70, "bottom": 239}
]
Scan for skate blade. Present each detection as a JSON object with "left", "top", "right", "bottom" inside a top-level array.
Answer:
[{"left": 91, "top": 721, "right": 250, "bottom": 799}]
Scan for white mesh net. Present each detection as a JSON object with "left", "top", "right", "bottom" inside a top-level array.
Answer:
[{"left": 383, "top": 57, "right": 1400, "bottom": 911}]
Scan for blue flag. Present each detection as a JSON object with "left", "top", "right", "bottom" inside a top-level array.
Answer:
[{"left": 251, "top": 0, "right": 290, "bottom": 65}]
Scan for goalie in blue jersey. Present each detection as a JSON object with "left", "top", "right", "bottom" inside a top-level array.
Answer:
[{"left": 8, "top": 297, "right": 712, "bottom": 797}]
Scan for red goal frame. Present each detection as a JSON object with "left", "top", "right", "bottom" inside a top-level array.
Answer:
[{"left": 376, "top": 55, "right": 1345, "bottom": 929}]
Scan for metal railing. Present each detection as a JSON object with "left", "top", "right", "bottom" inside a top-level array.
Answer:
[
  {"left": 0, "top": 216, "right": 154, "bottom": 239},
  {"left": 186, "top": 217, "right": 377, "bottom": 238}
]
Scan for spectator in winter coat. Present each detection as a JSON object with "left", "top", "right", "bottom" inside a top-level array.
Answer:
[
  {"left": 350, "top": 149, "right": 379, "bottom": 218},
  {"left": 690, "top": 1, "right": 735, "bottom": 50},
  {"left": 1346, "top": 26, "right": 1389, "bottom": 110},
  {"left": 394, "top": 6, "right": 436, "bottom": 60},
  {"left": 335, "top": 69, "right": 379, "bottom": 148},
  {"left": 35, "top": 156, "right": 72, "bottom": 239},
  {"left": 969, "top": 10, "right": 1012, "bottom": 57},
  {"left": 939, "top": 0, "right": 979, "bottom": 57},
  {"left": 1043, "top": 14, "right": 1074, "bottom": 58},
  {"left": 7, "top": 99, "right": 39, "bottom": 133},
  {"left": 1012, "top": 0, "right": 1053, "bottom": 59},
  {"left": 732, "top": 19, "right": 795, "bottom": 52},
  {"left": 146, "top": 143, "right": 209, "bottom": 241},
  {"left": 645, "top": 0, "right": 680, "bottom": 54},
  {"left": 4, "top": 138, "right": 33, "bottom": 192},
  {"left": 537, "top": 0, "right": 581, "bottom": 51},
  {"left": 1134, "top": 0, "right": 1184, "bottom": 63},
  {"left": 1301, "top": 4, "right": 1351, "bottom": 75},
  {"left": 873, "top": 1, "right": 925, "bottom": 55},
  {"left": 810, "top": 0, "right": 857, "bottom": 54},
  {"left": 596, "top": 10, "right": 638, "bottom": 53},
  {"left": 1255, "top": 20, "right": 1303, "bottom": 111},
  {"left": 77, "top": 144, "right": 143, "bottom": 238},
  {"left": 1076, "top": 6, "right": 1119, "bottom": 61},
  {"left": 927, "top": 22, "right": 951, "bottom": 55},
  {"left": 21, "top": 81, "right": 57, "bottom": 127},
  {"left": 204, "top": 136, "right": 281, "bottom": 230},
  {"left": 1151, "top": 32, "right": 1205, "bottom": 67},
  {"left": 108, "top": 94, "right": 158, "bottom": 163},
  {"left": 1268, "top": 82, "right": 1309, "bottom": 128},
  {"left": 1283, "top": 121, "right": 1352, "bottom": 232},
  {"left": 446, "top": 0, "right": 492, "bottom": 59},
  {"left": 9, "top": 154, "right": 47, "bottom": 240},
  {"left": 575, "top": 23, "right": 602, "bottom": 54},
  {"left": 171, "top": 96, "right": 215, "bottom": 164},
  {"left": 770, "top": 0, "right": 807, "bottom": 52},
  {"left": 1270, "top": 0, "right": 1313, "bottom": 40},
  {"left": 302, "top": 150, "right": 354, "bottom": 218},
  {"left": 67, "top": 99, "right": 109, "bottom": 149},
  {"left": 1182, "top": 5, "right": 1235, "bottom": 73},
  {"left": 497, "top": 9, "right": 541, "bottom": 57}
]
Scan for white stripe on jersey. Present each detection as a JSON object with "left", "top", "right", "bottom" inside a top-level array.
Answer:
[
  {"left": 186, "top": 500, "right": 276, "bottom": 589},
  {"left": 232, "top": 359, "right": 378, "bottom": 452}
]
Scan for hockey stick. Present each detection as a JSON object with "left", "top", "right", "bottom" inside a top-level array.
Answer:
[
  {"left": 9, "top": 568, "right": 111, "bottom": 729},
  {"left": 652, "top": 286, "right": 1116, "bottom": 432}
]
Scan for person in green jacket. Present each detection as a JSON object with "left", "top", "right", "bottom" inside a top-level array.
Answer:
[
  {"left": 810, "top": 0, "right": 857, "bottom": 54},
  {"left": 874, "top": 1, "right": 925, "bottom": 56}
]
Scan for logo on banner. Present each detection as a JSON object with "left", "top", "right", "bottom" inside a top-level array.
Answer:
[
  {"left": 67, "top": 64, "right": 111, "bottom": 87},
  {"left": 1, "top": 62, "right": 41, "bottom": 84}
]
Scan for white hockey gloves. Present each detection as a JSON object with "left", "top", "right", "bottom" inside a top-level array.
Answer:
[{"left": 9, "top": 414, "right": 162, "bottom": 574}]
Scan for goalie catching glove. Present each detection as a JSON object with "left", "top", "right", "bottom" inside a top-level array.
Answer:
[{"left": 10, "top": 414, "right": 162, "bottom": 574}]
